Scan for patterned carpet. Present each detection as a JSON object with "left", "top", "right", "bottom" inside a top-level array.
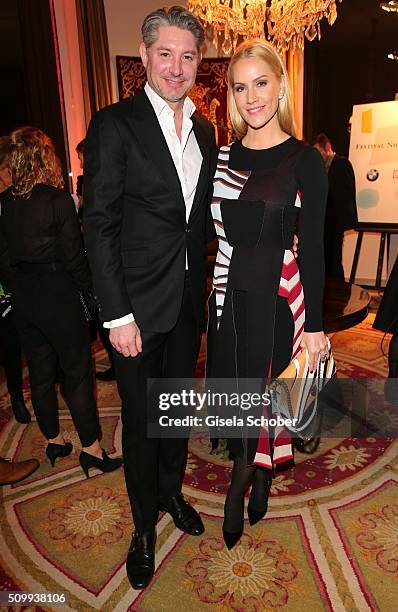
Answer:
[{"left": 1, "top": 314, "right": 397, "bottom": 611}]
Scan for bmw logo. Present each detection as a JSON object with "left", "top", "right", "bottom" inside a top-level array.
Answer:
[{"left": 367, "top": 169, "right": 379, "bottom": 181}]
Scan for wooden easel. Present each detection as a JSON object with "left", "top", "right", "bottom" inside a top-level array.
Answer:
[{"left": 349, "top": 223, "right": 398, "bottom": 289}]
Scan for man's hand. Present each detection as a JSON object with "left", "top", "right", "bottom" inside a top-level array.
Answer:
[
  {"left": 300, "top": 331, "right": 328, "bottom": 373},
  {"left": 109, "top": 321, "right": 142, "bottom": 358}
]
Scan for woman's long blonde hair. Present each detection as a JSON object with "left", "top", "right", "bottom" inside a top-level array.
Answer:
[
  {"left": 227, "top": 39, "right": 296, "bottom": 140},
  {"left": 9, "top": 126, "right": 64, "bottom": 198}
]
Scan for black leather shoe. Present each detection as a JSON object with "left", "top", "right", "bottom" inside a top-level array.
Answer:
[
  {"left": 11, "top": 396, "right": 31, "bottom": 424},
  {"left": 159, "top": 494, "right": 204, "bottom": 536},
  {"left": 95, "top": 367, "right": 116, "bottom": 382},
  {"left": 126, "top": 529, "right": 156, "bottom": 590}
]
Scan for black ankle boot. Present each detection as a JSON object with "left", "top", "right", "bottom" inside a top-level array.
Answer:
[
  {"left": 222, "top": 455, "right": 257, "bottom": 549},
  {"left": 46, "top": 442, "right": 73, "bottom": 467},
  {"left": 222, "top": 497, "right": 244, "bottom": 550},
  {"left": 79, "top": 449, "right": 122, "bottom": 478},
  {"left": 11, "top": 395, "right": 31, "bottom": 424},
  {"left": 247, "top": 474, "right": 272, "bottom": 526},
  {"left": 247, "top": 506, "right": 267, "bottom": 526},
  {"left": 222, "top": 525, "right": 244, "bottom": 550}
]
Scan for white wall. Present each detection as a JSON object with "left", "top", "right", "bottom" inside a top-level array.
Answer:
[
  {"left": 106, "top": 0, "right": 186, "bottom": 102},
  {"left": 343, "top": 231, "right": 388, "bottom": 285}
]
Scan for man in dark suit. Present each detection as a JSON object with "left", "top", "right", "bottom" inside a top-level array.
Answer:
[
  {"left": 314, "top": 133, "right": 358, "bottom": 280},
  {"left": 84, "top": 6, "right": 216, "bottom": 590}
]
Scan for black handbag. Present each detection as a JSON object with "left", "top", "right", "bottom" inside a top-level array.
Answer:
[{"left": 78, "top": 290, "right": 97, "bottom": 322}]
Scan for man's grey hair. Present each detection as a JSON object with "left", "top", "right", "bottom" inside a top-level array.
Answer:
[{"left": 142, "top": 5, "right": 205, "bottom": 50}]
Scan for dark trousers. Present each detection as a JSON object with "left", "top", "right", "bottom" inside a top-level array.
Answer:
[
  {"left": 12, "top": 270, "right": 100, "bottom": 447},
  {"left": 113, "top": 274, "right": 202, "bottom": 533},
  {"left": 0, "top": 310, "right": 24, "bottom": 398}
]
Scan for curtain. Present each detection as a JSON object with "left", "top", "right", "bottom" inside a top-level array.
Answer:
[
  {"left": 285, "top": 49, "right": 304, "bottom": 140},
  {"left": 302, "top": 40, "right": 320, "bottom": 145},
  {"left": 17, "top": 0, "right": 70, "bottom": 188},
  {"left": 75, "top": 0, "right": 112, "bottom": 125}
]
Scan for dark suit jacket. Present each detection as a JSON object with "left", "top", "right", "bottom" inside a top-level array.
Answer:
[
  {"left": 83, "top": 89, "right": 217, "bottom": 333},
  {"left": 326, "top": 154, "right": 358, "bottom": 231}
]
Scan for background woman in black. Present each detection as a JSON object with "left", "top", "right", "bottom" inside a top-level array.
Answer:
[
  {"left": 0, "top": 127, "right": 121, "bottom": 477},
  {"left": 207, "top": 40, "right": 328, "bottom": 548},
  {"left": 0, "top": 135, "right": 30, "bottom": 424}
]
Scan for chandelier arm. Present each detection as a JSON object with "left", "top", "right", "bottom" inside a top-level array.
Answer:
[{"left": 187, "top": 0, "right": 342, "bottom": 54}]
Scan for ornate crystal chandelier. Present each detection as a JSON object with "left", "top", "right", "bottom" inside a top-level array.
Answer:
[
  {"left": 380, "top": 1, "right": 398, "bottom": 12},
  {"left": 187, "top": 0, "right": 342, "bottom": 54}
]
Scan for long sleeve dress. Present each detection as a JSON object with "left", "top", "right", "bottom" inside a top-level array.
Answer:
[{"left": 206, "top": 137, "right": 328, "bottom": 468}]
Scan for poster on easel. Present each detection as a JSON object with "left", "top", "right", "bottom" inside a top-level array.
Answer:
[
  {"left": 343, "top": 101, "right": 398, "bottom": 284},
  {"left": 349, "top": 100, "right": 398, "bottom": 226}
]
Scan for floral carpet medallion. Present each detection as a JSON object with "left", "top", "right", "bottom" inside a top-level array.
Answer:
[
  {"left": 135, "top": 514, "right": 332, "bottom": 611},
  {"left": 0, "top": 315, "right": 397, "bottom": 610},
  {"left": 327, "top": 479, "right": 398, "bottom": 611}
]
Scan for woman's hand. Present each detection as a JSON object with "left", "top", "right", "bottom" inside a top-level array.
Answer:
[{"left": 301, "top": 331, "right": 328, "bottom": 373}]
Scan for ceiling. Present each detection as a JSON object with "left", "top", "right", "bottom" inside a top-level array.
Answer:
[
  {"left": 317, "top": 0, "right": 398, "bottom": 49},
  {"left": 0, "top": 1, "right": 396, "bottom": 69}
]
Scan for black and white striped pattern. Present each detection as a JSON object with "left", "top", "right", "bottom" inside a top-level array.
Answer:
[{"left": 210, "top": 146, "right": 251, "bottom": 327}]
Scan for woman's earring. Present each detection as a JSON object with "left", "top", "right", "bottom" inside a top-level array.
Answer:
[{"left": 278, "top": 92, "right": 284, "bottom": 100}]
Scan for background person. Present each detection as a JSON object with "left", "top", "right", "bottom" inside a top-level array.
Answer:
[
  {"left": 314, "top": 132, "right": 357, "bottom": 280},
  {"left": 0, "top": 126, "right": 122, "bottom": 477},
  {"left": 0, "top": 135, "right": 30, "bottom": 424},
  {"left": 76, "top": 138, "right": 85, "bottom": 212}
]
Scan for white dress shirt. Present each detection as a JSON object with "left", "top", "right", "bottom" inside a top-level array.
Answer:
[{"left": 103, "top": 82, "right": 203, "bottom": 329}]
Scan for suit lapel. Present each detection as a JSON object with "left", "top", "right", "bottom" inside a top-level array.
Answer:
[
  {"left": 131, "top": 90, "right": 185, "bottom": 211},
  {"left": 189, "top": 113, "right": 210, "bottom": 221},
  {"left": 130, "top": 90, "right": 211, "bottom": 220}
]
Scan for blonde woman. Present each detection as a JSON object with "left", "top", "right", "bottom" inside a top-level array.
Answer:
[
  {"left": 0, "top": 127, "right": 122, "bottom": 477},
  {"left": 206, "top": 40, "right": 328, "bottom": 548}
]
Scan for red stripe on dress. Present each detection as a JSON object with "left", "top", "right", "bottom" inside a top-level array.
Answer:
[{"left": 253, "top": 251, "right": 304, "bottom": 468}]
